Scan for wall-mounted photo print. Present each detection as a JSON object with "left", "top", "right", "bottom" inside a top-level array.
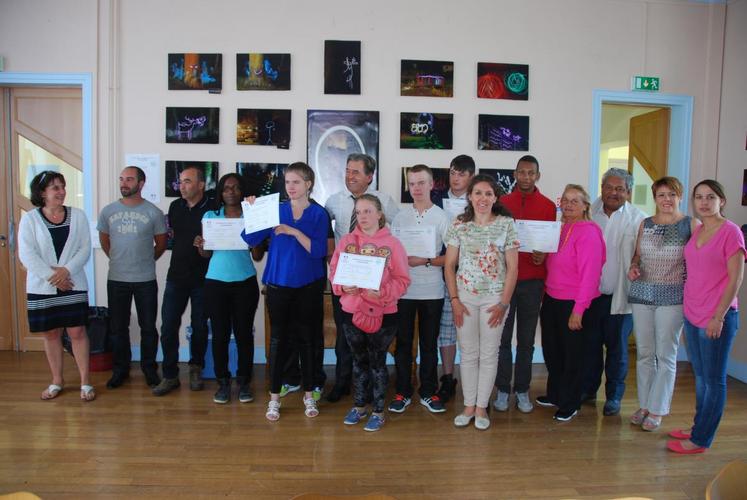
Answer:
[
  {"left": 401, "top": 59, "right": 454, "bottom": 97},
  {"left": 478, "top": 115, "right": 529, "bottom": 151},
  {"left": 236, "top": 162, "right": 289, "bottom": 200},
  {"left": 236, "top": 53, "right": 291, "bottom": 91},
  {"left": 164, "top": 161, "right": 219, "bottom": 198},
  {"left": 478, "top": 168, "right": 516, "bottom": 195},
  {"left": 307, "top": 109, "right": 379, "bottom": 206},
  {"left": 168, "top": 53, "right": 222, "bottom": 90},
  {"left": 166, "top": 107, "right": 220, "bottom": 144},
  {"left": 400, "top": 112, "right": 453, "bottom": 149},
  {"left": 324, "top": 40, "right": 361, "bottom": 94},
  {"left": 477, "top": 63, "right": 529, "bottom": 100},
  {"left": 236, "top": 109, "right": 291, "bottom": 148},
  {"left": 400, "top": 167, "right": 450, "bottom": 203},
  {"left": 743, "top": 169, "right": 747, "bottom": 206}
]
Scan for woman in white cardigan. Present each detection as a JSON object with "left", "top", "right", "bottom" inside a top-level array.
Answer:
[{"left": 18, "top": 171, "right": 93, "bottom": 401}]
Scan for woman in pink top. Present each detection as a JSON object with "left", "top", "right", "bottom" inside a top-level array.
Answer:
[
  {"left": 537, "top": 184, "right": 606, "bottom": 422},
  {"left": 667, "top": 180, "right": 745, "bottom": 454}
]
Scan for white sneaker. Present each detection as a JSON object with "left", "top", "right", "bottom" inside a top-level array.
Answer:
[
  {"left": 492, "top": 391, "right": 510, "bottom": 412},
  {"left": 475, "top": 415, "right": 491, "bottom": 430},
  {"left": 516, "top": 392, "right": 534, "bottom": 413}
]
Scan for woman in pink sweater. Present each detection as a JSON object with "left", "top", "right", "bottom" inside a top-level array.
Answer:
[
  {"left": 329, "top": 194, "right": 410, "bottom": 432},
  {"left": 537, "top": 184, "right": 606, "bottom": 422}
]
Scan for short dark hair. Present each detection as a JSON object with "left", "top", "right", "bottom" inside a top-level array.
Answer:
[
  {"left": 213, "top": 173, "right": 246, "bottom": 213},
  {"left": 449, "top": 155, "right": 475, "bottom": 175},
  {"left": 346, "top": 153, "right": 376, "bottom": 177},
  {"left": 30, "top": 171, "right": 66, "bottom": 207},
  {"left": 125, "top": 165, "right": 146, "bottom": 183},
  {"left": 182, "top": 165, "right": 206, "bottom": 183},
  {"left": 516, "top": 155, "right": 540, "bottom": 173}
]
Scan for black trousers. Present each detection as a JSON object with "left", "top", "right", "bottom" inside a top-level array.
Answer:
[
  {"left": 205, "top": 277, "right": 259, "bottom": 380},
  {"left": 540, "top": 295, "right": 602, "bottom": 414},
  {"left": 394, "top": 298, "right": 444, "bottom": 398},
  {"left": 331, "top": 293, "right": 353, "bottom": 389},
  {"left": 281, "top": 278, "right": 327, "bottom": 388},
  {"left": 266, "top": 282, "right": 319, "bottom": 393}
]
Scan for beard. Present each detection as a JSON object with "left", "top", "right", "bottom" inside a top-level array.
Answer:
[{"left": 120, "top": 186, "right": 140, "bottom": 197}]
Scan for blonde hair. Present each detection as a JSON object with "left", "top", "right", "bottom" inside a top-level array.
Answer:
[
  {"left": 355, "top": 194, "right": 386, "bottom": 229},
  {"left": 561, "top": 184, "right": 591, "bottom": 220}
]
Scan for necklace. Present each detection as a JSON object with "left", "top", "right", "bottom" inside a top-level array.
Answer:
[
  {"left": 43, "top": 207, "right": 65, "bottom": 223},
  {"left": 559, "top": 222, "right": 576, "bottom": 250}
]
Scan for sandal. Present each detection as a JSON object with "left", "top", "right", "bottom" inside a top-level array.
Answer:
[
  {"left": 266, "top": 400, "right": 281, "bottom": 422},
  {"left": 304, "top": 397, "right": 319, "bottom": 418},
  {"left": 80, "top": 385, "right": 96, "bottom": 402},
  {"left": 41, "top": 384, "right": 63, "bottom": 400},
  {"left": 642, "top": 414, "right": 662, "bottom": 431},
  {"left": 630, "top": 408, "right": 648, "bottom": 425}
]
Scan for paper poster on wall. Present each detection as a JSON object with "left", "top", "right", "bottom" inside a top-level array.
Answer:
[
  {"left": 324, "top": 40, "right": 361, "bottom": 95},
  {"left": 237, "top": 109, "right": 291, "bottom": 148},
  {"left": 166, "top": 107, "right": 220, "bottom": 144},
  {"left": 478, "top": 168, "right": 516, "bottom": 195},
  {"left": 743, "top": 169, "right": 747, "bottom": 206},
  {"left": 477, "top": 63, "right": 529, "bottom": 100},
  {"left": 306, "top": 109, "right": 379, "bottom": 206},
  {"left": 400, "top": 167, "right": 450, "bottom": 203},
  {"left": 236, "top": 162, "right": 289, "bottom": 200},
  {"left": 477, "top": 115, "right": 529, "bottom": 151},
  {"left": 164, "top": 161, "right": 219, "bottom": 198},
  {"left": 168, "top": 53, "right": 222, "bottom": 91},
  {"left": 124, "top": 153, "right": 160, "bottom": 203},
  {"left": 400, "top": 60, "right": 454, "bottom": 97},
  {"left": 400, "top": 112, "right": 453, "bottom": 149},
  {"left": 236, "top": 53, "right": 291, "bottom": 90}
]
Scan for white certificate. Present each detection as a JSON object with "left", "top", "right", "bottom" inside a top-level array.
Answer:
[
  {"left": 241, "top": 193, "right": 280, "bottom": 234},
  {"left": 332, "top": 253, "right": 386, "bottom": 290},
  {"left": 515, "top": 220, "right": 562, "bottom": 253},
  {"left": 442, "top": 198, "right": 468, "bottom": 220},
  {"left": 392, "top": 226, "right": 437, "bottom": 258},
  {"left": 202, "top": 218, "right": 247, "bottom": 250}
]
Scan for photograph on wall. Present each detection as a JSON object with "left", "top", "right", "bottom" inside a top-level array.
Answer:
[
  {"left": 742, "top": 169, "right": 747, "bottom": 206},
  {"left": 307, "top": 109, "right": 379, "bottom": 206},
  {"left": 400, "top": 166, "right": 450, "bottom": 203},
  {"left": 236, "top": 162, "right": 289, "bottom": 200},
  {"left": 236, "top": 109, "right": 291, "bottom": 148},
  {"left": 478, "top": 114, "right": 529, "bottom": 151},
  {"left": 324, "top": 40, "right": 361, "bottom": 95},
  {"left": 165, "top": 107, "right": 220, "bottom": 144},
  {"left": 164, "top": 161, "right": 219, "bottom": 198},
  {"left": 399, "top": 112, "right": 453, "bottom": 149},
  {"left": 168, "top": 53, "right": 222, "bottom": 91},
  {"left": 478, "top": 168, "right": 516, "bottom": 195},
  {"left": 236, "top": 53, "right": 291, "bottom": 91},
  {"left": 400, "top": 59, "right": 454, "bottom": 97},
  {"left": 477, "top": 63, "right": 529, "bottom": 100}
]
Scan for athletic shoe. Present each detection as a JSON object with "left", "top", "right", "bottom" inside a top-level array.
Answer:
[
  {"left": 493, "top": 391, "right": 510, "bottom": 412},
  {"left": 344, "top": 407, "right": 368, "bottom": 425},
  {"left": 535, "top": 395, "right": 557, "bottom": 407},
  {"left": 364, "top": 414, "right": 385, "bottom": 432},
  {"left": 420, "top": 395, "right": 446, "bottom": 413},
  {"left": 387, "top": 394, "right": 411, "bottom": 413},
  {"left": 553, "top": 409, "right": 578, "bottom": 422},
  {"left": 516, "top": 392, "right": 534, "bottom": 413},
  {"left": 213, "top": 379, "right": 231, "bottom": 404},
  {"left": 278, "top": 384, "right": 301, "bottom": 398},
  {"left": 152, "top": 377, "right": 180, "bottom": 397}
]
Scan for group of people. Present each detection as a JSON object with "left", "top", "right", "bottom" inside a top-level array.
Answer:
[{"left": 19, "top": 152, "right": 743, "bottom": 450}]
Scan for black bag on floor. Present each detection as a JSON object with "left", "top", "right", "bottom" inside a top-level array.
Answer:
[{"left": 62, "top": 306, "right": 112, "bottom": 355}]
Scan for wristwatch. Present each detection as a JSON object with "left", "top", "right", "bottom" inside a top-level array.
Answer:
[{"left": 425, "top": 258, "right": 432, "bottom": 268}]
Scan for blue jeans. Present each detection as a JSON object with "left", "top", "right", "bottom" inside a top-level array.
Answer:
[
  {"left": 684, "top": 308, "right": 739, "bottom": 448},
  {"left": 107, "top": 280, "right": 159, "bottom": 377},
  {"left": 160, "top": 280, "right": 208, "bottom": 379},
  {"left": 582, "top": 294, "right": 633, "bottom": 401}
]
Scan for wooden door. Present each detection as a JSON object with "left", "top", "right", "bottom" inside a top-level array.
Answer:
[
  {"left": 0, "top": 90, "right": 14, "bottom": 350},
  {"left": 628, "top": 107, "right": 670, "bottom": 179},
  {"left": 3, "top": 87, "right": 83, "bottom": 351}
]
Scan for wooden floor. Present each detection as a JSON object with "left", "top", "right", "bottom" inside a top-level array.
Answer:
[{"left": 0, "top": 352, "right": 746, "bottom": 499}]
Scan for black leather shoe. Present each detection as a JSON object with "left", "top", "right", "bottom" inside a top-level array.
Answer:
[
  {"left": 437, "top": 374, "right": 456, "bottom": 403},
  {"left": 580, "top": 392, "right": 597, "bottom": 404},
  {"left": 144, "top": 371, "right": 161, "bottom": 388},
  {"left": 106, "top": 373, "right": 129, "bottom": 389},
  {"left": 326, "top": 385, "right": 350, "bottom": 403}
]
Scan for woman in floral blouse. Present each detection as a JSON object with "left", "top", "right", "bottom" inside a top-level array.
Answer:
[{"left": 445, "top": 174, "right": 519, "bottom": 430}]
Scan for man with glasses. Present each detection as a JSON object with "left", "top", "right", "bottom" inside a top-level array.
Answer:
[{"left": 584, "top": 168, "right": 646, "bottom": 415}]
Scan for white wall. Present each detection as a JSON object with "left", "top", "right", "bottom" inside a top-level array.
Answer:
[{"left": 0, "top": 0, "right": 734, "bottom": 362}]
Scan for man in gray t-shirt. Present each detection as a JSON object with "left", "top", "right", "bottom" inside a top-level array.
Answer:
[{"left": 97, "top": 166, "right": 167, "bottom": 389}]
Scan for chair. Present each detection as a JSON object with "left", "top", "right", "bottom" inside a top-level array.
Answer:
[{"left": 706, "top": 460, "right": 747, "bottom": 500}]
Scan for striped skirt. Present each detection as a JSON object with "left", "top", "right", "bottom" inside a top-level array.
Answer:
[{"left": 27, "top": 290, "right": 89, "bottom": 333}]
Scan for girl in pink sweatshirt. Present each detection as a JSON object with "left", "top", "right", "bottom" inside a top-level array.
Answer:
[
  {"left": 329, "top": 194, "right": 410, "bottom": 432},
  {"left": 538, "top": 184, "right": 606, "bottom": 422}
]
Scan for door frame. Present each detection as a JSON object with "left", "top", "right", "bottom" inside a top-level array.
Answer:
[
  {"left": 0, "top": 72, "right": 95, "bottom": 305},
  {"left": 589, "top": 90, "right": 694, "bottom": 207}
]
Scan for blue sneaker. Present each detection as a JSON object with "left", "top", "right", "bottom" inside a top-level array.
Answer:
[
  {"left": 344, "top": 407, "right": 368, "bottom": 425},
  {"left": 364, "top": 413, "right": 385, "bottom": 432}
]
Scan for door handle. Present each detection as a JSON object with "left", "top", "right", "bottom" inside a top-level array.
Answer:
[{"left": 0, "top": 234, "right": 6, "bottom": 247}]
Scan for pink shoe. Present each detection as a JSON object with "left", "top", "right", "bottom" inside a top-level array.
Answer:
[
  {"left": 667, "top": 440, "right": 706, "bottom": 454},
  {"left": 668, "top": 428, "right": 692, "bottom": 440}
]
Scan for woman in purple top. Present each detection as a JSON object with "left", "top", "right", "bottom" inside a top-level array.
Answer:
[{"left": 667, "top": 180, "right": 745, "bottom": 454}]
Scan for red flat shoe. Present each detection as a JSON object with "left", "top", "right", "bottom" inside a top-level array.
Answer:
[
  {"left": 668, "top": 428, "right": 692, "bottom": 440},
  {"left": 667, "top": 440, "right": 706, "bottom": 454}
]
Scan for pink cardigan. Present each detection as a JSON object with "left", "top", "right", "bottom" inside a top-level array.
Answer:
[{"left": 545, "top": 220, "right": 606, "bottom": 315}]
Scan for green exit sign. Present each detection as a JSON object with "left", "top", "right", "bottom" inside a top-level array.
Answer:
[{"left": 633, "top": 76, "right": 660, "bottom": 91}]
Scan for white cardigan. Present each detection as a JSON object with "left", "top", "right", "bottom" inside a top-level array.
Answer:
[{"left": 18, "top": 206, "right": 91, "bottom": 295}]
